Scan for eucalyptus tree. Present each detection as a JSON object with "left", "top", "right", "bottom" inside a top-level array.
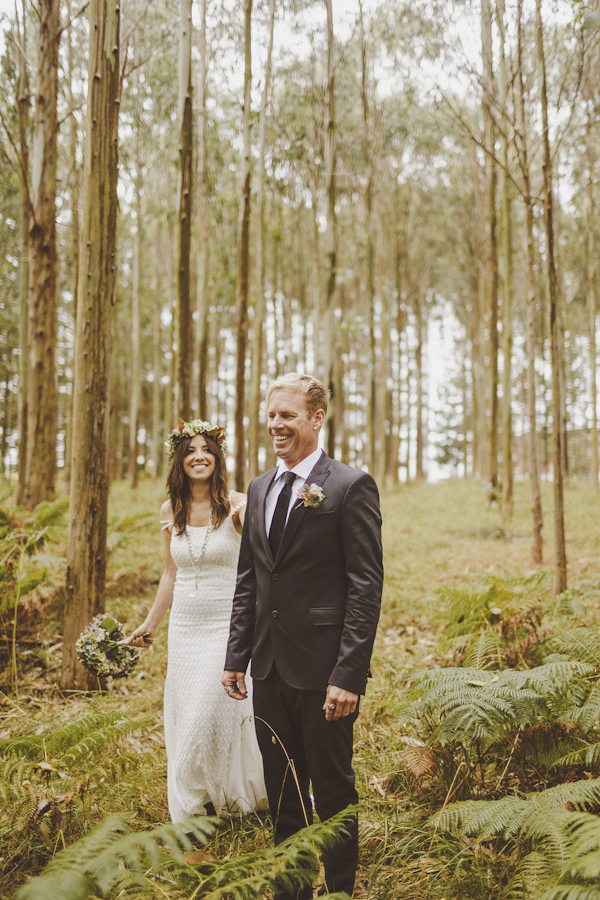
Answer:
[
  {"left": 515, "top": 0, "right": 543, "bottom": 565},
  {"left": 14, "top": 1, "right": 29, "bottom": 501},
  {"left": 176, "top": 0, "right": 194, "bottom": 421},
  {"left": 234, "top": 0, "right": 252, "bottom": 490},
  {"left": 23, "top": 0, "right": 61, "bottom": 509},
  {"left": 248, "top": 0, "right": 276, "bottom": 482},
  {"left": 536, "top": 0, "right": 566, "bottom": 594},
  {"left": 62, "top": 0, "right": 121, "bottom": 690}
]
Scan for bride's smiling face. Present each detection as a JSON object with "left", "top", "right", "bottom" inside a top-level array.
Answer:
[{"left": 183, "top": 435, "right": 216, "bottom": 484}]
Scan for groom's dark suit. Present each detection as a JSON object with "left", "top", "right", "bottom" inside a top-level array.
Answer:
[{"left": 225, "top": 450, "right": 383, "bottom": 898}]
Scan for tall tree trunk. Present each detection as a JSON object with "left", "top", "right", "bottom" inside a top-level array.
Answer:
[
  {"left": 177, "top": 0, "right": 193, "bottom": 420},
  {"left": 586, "top": 110, "right": 598, "bottom": 489},
  {"left": 323, "top": 0, "right": 337, "bottom": 450},
  {"left": 16, "top": 0, "right": 29, "bottom": 505},
  {"left": 63, "top": 0, "right": 80, "bottom": 491},
  {"left": 24, "top": 0, "right": 60, "bottom": 509},
  {"left": 536, "top": 0, "right": 566, "bottom": 594},
  {"left": 248, "top": 0, "right": 276, "bottom": 481},
  {"left": 152, "top": 288, "right": 162, "bottom": 479},
  {"left": 359, "top": 1, "right": 377, "bottom": 479},
  {"left": 497, "top": 0, "right": 513, "bottom": 523},
  {"left": 234, "top": 0, "right": 252, "bottom": 490},
  {"left": 196, "top": 0, "right": 209, "bottom": 420},
  {"left": 415, "top": 294, "right": 425, "bottom": 480},
  {"left": 481, "top": 0, "right": 499, "bottom": 496},
  {"left": 129, "top": 44, "right": 142, "bottom": 489},
  {"left": 517, "top": 0, "right": 543, "bottom": 564},
  {"left": 309, "top": 44, "right": 322, "bottom": 376},
  {"left": 62, "top": 0, "right": 120, "bottom": 690}
]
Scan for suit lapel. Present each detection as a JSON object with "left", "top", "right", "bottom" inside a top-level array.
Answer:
[
  {"left": 274, "top": 452, "right": 332, "bottom": 565},
  {"left": 257, "top": 469, "right": 278, "bottom": 566}
]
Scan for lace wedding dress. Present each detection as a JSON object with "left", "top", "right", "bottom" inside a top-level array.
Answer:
[{"left": 162, "top": 499, "right": 267, "bottom": 821}]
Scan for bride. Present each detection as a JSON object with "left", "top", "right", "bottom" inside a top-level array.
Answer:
[{"left": 127, "top": 420, "right": 267, "bottom": 821}]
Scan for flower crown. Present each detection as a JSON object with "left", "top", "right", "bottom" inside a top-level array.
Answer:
[{"left": 165, "top": 419, "right": 227, "bottom": 463}]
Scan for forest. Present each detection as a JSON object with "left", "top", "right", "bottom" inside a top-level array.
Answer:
[{"left": 2, "top": 0, "right": 600, "bottom": 897}]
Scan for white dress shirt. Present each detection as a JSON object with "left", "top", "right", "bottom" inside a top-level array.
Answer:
[{"left": 264, "top": 447, "right": 324, "bottom": 536}]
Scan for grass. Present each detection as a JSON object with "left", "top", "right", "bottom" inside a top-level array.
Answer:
[{"left": 1, "top": 474, "right": 599, "bottom": 898}]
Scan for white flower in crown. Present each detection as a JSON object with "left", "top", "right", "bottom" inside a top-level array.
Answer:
[{"left": 295, "top": 482, "right": 326, "bottom": 510}]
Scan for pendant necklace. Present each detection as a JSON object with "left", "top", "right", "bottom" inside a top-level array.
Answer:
[{"left": 185, "top": 505, "right": 214, "bottom": 590}]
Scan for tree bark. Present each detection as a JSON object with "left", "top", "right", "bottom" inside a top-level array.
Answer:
[
  {"left": 24, "top": 0, "right": 61, "bottom": 509},
  {"left": 481, "top": 0, "right": 499, "bottom": 496},
  {"left": 586, "top": 107, "right": 598, "bottom": 489},
  {"left": 16, "top": 0, "right": 30, "bottom": 505},
  {"left": 536, "top": 0, "right": 566, "bottom": 594},
  {"left": 497, "top": 0, "right": 513, "bottom": 524},
  {"left": 323, "top": 0, "right": 337, "bottom": 451},
  {"left": 62, "top": 0, "right": 120, "bottom": 690},
  {"left": 234, "top": 0, "right": 252, "bottom": 491},
  {"left": 516, "top": 0, "right": 543, "bottom": 565},
  {"left": 129, "top": 41, "right": 142, "bottom": 489},
  {"left": 359, "top": 1, "right": 378, "bottom": 479},
  {"left": 248, "top": 0, "right": 276, "bottom": 481},
  {"left": 196, "top": 0, "right": 210, "bottom": 421},
  {"left": 177, "top": 0, "right": 193, "bottom": 420},
  {"left": 415, "top": 293, "right": 425, "bottom": 480},
  {"left": 63, "top": 0, "right": 80, "bottom": 491},
  {"left": 152, "top": 288, "right": 162, "bottom": 479}
]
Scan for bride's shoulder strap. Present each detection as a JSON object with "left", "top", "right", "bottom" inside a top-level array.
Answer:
[
  {"left": 230, "top": 500, "right": 246, "bottom": 516},
  {"left": 160, "top": 520, "right": 174, "bottom": 531}
]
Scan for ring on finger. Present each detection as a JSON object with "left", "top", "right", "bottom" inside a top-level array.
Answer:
[{"left": 328, "top": 703, "right": 336, "bottom": 710}]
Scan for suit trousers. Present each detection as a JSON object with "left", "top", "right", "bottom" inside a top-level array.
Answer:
[{"left": 253, "top": 665, "right": 359, "bottom": 900}]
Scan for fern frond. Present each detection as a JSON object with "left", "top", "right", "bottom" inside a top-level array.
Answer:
[
  {"left": 550, "top": 630, "right": 600, "bottom": 669},
  {"left": 17, "top": 807, "right": 357, "bottom": 900},
  {"left": 465, "top": 633, "right": 503, "bottom": 668},
  {"left": 32, "top": 497, "right": 69, "bottom": 529},
  {"left": 554, "top": 742, "right": 600, "bottom": 769},
  {"left": 542, "top": 886, "right": 600, "bottom": 900},
  {"left": 59, "top": 720, "right": 141, "bottom": 764},
  {"left": 405, "top": 662, "right": 591, "bottom": 752}
]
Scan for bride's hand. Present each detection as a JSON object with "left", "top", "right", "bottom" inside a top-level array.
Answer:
[{"left": 126, "top": 625, "right": 155, "bottom": 648}]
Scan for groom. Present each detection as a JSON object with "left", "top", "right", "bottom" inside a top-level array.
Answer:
[{"left": 222, "top": 373, "right": 383, "bottom": 899}]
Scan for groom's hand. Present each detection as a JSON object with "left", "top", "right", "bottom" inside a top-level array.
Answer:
[
  {"left": 222, "top": 670, "right": 247, "bottom": 700},
  {"left": 324, "top": 684, "right": 358, "bottom": 721}
]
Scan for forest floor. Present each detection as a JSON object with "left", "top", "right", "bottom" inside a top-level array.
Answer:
[{"left": 1, "top": 475, "right": 599, "bottom": 899}]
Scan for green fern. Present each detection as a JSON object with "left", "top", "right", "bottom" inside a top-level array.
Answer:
[
  {"left": 550, "top": 630, "right": 600, "bottom": 670},
  {"left": 32, "top": 497, "right": 69, "bottom": 529},
  {"left": 555, "top": 741, "right": 600, "bottom": 769},
  {"left": 403, "top": 661, "right": 592, "bottom": 752},
  {"left": 0, "top": 711, "right": 138, "bottom": 762},
  {"left": 16, "top": 807, "right": 357, "bottom": 900}
]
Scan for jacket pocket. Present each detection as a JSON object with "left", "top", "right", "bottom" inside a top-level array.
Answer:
[{"left": 310, "top": 607, "right": 345, "bottom": 626}]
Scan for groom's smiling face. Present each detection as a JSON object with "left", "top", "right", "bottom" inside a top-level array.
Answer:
[{"left": 267, "top": 390, "right": 325, "bottom": 469}]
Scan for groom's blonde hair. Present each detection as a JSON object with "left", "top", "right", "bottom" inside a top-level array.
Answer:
[{"left": 265, "top": 373, "right": 330, "bottom": 416}]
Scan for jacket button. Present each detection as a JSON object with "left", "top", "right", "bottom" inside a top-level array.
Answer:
[
  {"left": 271, "top": 610, "right": 278, "bottom": 618},
  {"left": 272, "top": 573, "right": 278, "bottom": 581}
]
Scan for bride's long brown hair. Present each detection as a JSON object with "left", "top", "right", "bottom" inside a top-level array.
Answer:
[{"left": 167, "top": 434, "right": 231, "bottom": 535}]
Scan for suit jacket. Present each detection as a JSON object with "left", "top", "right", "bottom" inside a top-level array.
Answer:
[{"left": 225, "top": 452, "right": 383, "bottom": 695}]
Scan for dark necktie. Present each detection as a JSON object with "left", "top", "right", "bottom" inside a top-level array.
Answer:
[{"left": 269, "top": 471, "right": 296, "bottom": 557}]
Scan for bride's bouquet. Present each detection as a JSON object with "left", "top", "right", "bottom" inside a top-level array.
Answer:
[{"left": 76, "top": 614, "right": 141, "bottom": 678}]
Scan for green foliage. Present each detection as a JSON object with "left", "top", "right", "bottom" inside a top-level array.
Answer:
[
  {"left": 0, "top": 497, "right": 69, "bottom": 612},
  {"left": 0, "top": 712, "right": 144, "bottom": 811},
  {"left": 16, "top": 807, "right": 356, "bottom": 900},
  {"left": 436, "top": 573, "right": 553, "bottom": 669},
  {"left": 403, "top": 660, "right": 592, "bottom": 753}
]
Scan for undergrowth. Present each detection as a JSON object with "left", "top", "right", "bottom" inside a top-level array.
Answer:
[{"left": 2, "top": 476, "right": 600, "bottom": 899}]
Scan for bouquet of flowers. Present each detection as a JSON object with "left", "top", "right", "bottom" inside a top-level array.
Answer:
[{"left": 76, "top": 614, "right": 142, "bottom": 679}]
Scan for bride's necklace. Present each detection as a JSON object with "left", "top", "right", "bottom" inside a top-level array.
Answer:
[{"left": 185, "top": 505, "right": 213, "bottom": 590}]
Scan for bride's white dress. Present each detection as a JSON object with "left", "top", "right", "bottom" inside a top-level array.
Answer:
[{"left": 162, "top": 501, "right": 267, "bottom": 821}]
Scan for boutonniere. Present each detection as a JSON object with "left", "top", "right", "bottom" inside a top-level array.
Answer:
[{"left": 295, "top": 483, "right": 326, "bottom": 510}]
